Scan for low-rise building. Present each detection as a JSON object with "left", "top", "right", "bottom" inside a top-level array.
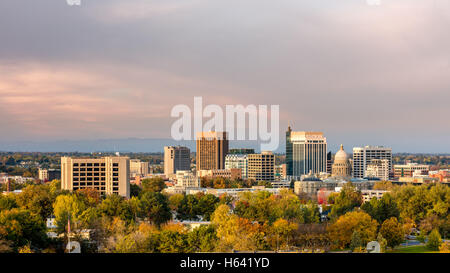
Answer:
[
  {"left": 394, "top": 163, "right": 430, "bottom": 178},
  {"left": 197, "top": 168, "right": 242, "bottom": 180},
  {"left": 175, "top": 170, "right": 200, "bottom": 188},
  {"left": 361, "top": 190, "right": 389, "bottom": 203}
]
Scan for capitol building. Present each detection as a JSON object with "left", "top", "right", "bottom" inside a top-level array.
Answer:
[{"left": 331, "top": 144, "right": 352, "bottom": 177}]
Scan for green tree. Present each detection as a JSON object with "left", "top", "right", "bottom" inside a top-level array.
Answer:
[
  {"left": 142, "top": 177, "right": 166, "bottom": 193},
  {"left": 379, "top": 217, "right": 404, "bottom": 249},
  {"left": 98, "top": 194, "right": 133, "bottom": 223},
  {"left": 426, "top": 229, "right": 442, "bottom": 251},
  {"left": 130, "top": 184, "right": 142, "bottom": 197},
  {"left": 350, "top": 231, "right": 363, "bottom": 252},
  {"left": 157, "top": 230, "right": 187, "bottom": 253},
  {"left": 0, "top": 194, "right": 17, "bottom": 211},
  {"left": 139, "top": 192, "right": 172, "bottom": 227},
  {"left": 177, "top": 195, "right": 199, "bottom": 221},
  {"left": 329, "top": 183, "right": 362, "bottom": 219},
  {"left": 168, "top": 194, "right": 184, "bottom": 211},
  {"left": 377, "top": 232, "right": 387, "bottom": 253},
  {"left": 186, "top": 225, "right": 218, "bottom": 252},
  {"left": 16, "top": 184, "right": 54, "bottom": 220},
  {"left": 0, "top": 208, "right": 48, "bottom": 249},
  {"left": 53, "top": 194, "right": 88, "bottom": 233},
  {"left": 361, "top": 194, "right": 399, "bottom": 224},
  {"left": 197, "top": 194, "right": 220, "bottom": 221}
]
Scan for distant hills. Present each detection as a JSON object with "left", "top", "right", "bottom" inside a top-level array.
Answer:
[{"left": 0, "top": 138, "right": 286, "bottom": 153}]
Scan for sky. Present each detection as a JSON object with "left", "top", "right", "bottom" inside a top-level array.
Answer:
[{"left": 0, "top": 0, "right": 449, "bottom": 153}]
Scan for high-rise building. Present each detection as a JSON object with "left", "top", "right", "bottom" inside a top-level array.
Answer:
[
  {"left": 225, "top": 154, "right": 248, "bottom": 179},
  {"left": 353, "top": 146, "right": 392, "bottom": 179},
  {"left": 61, "top": 156, "right": 130, "bottom": 198},
  {"left": 286, "top": 128, "right": 327, "bottom": 177},
  {"left": 365, "top": 159, "right": 390, "bottom": 181},
  {"left": 394, "top": 163, "right": 430, "bottom": 178},
  {"left": 286, "top": 126, "right": 293, "bottom": 176},
  {"left": 164, "top": 146, "right": 191, "bottom": 177},
  {"left": 327, "top": 152, "right": 332, "bottom": 174},
  {"left": 332, "top": 144, "right": 352, "bottom": 177},
  {"left": 196, "top": 131, "right": 228, "bottom": 170},
  {"left": 248, "top": 151, "right": 275, "bottom": 182},
  {"left": 130, "top": 159, "right": 150, "bottom": 178}
]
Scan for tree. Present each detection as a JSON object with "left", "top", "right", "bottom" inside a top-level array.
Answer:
[
  {"left": 426, "top": 229, "right": 442, "bottom": 251},
  {"left": 98, "top": 194, "right": 133, "bottom": 223},
  {"left": 177, "top": 195, "right": 199, "bottom": 221},
  {"left": 157, "top": 230, "right": 188, "bottom": 253},
  {"left": 380, "top": 217, "right": 404, "bottom": 249},
  {"left": 197, "top": 194, "right": 220, "bottom": 221},
  {"left": 270, "top": 218, "right": 298, "bottom": 250},
  {"left": 377, "top": 232, "right": 387, "bottom": 253},
  {"left": 349, "top": 231, "right": 363, "bottom": 252},
  {"left": 142, "top": 177, "right": 166, "bottom": 193},
  {"left": 0, "top": 194, "right": 17, "bottom": 211},
  {"left": 361, "top": 194, "right": 399, "bottom": 224},
  {"left": 168, "top": 194, "right": 184, "bottom": 211},
  {"left": 0, "top": 208, "right": 48, "bottom": 249},
  {"left": 327, "top": 211, "right": 378, "bottom": 249},
  {"left": 439, "top": 241, "right": 450, "bottom": 253},
  {"left": 130, "top": 184, "right": 142, "bottom": 197},
  {"left": 186, "top": 225, "right": 218, "bottom": 252},
  {"left": 328, "top": 183, "right": 362, "bottom": 219},
  {"left": 139, "top": 192, "right": 172, "bottom": 227},
  {"left": 53, "top": 194, "right": 88, "bottom": 233},
  {"left": 15, "top": 184, "right": 54, "bottom": 220},
  {"left": 76, "top": 188, "right": 101, "bottom": 207},
  {"left": 211, "top": 204, "right": 264, "bottom": 252}
]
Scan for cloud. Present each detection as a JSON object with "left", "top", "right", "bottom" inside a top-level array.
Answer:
[{"left": 0, "top": 0, "right": 449, "bottom": 152}]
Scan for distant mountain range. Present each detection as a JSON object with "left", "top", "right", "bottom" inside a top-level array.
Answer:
[{"left": 0, "top": 138, "right": 286, "bottom": 153}]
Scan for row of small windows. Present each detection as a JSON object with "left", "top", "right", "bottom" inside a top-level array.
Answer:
[
  {"left": 74, "top": 173, "right": 106, "bottom": 177},
  {"left": 74, "top": 177, "right": 106, "bottom": 181},
  {"left": 73, "top": 172, "right": 119, "bottom": 177},
  {"left": 74, "top": 168, "right": 105, "bottom": 172},
  {"left": 73, "top": 163, "right": 119, "bottom": 167}
]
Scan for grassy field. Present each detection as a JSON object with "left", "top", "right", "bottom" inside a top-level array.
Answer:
[{"left": 387, "top": 245, "right": 439, "bottom": 253}]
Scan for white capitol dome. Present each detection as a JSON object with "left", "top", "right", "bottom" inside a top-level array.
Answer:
[
  {"left": 334, "top": 144, "right": 349, "bottom": 162},
  {"left": 332, "top": 144, "right": 352, "bottom": 177}
]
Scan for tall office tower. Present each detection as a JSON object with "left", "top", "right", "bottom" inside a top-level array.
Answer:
[
  {"left": 130, "top": 159, "right": 150, "bottom": 177},
  {"left": 164, "top": 146, "right": 191, "bottom": 177},
  {"left": 365, "top": 159, "right": 390, "bottom": 181},
  {"left": 196, "top": 131, "right": 228, "bottom": 170},
  {"left": 286, "top": 125, "right": 293, "bottom": 176},
  {"left": 225, "top": 154, "right": 248, "bottom": 179},
  {"left": 248, "top": 151, "right": 275, "bottom": 182},
  {"left": 352, "top": 146, "right": 392, "bottom": 179},
  {"left": 61, "top": 156, "right": 130, "bottom": 198},
  {"left": 286, "top": 129, "right": 327, "bottom": 177}
]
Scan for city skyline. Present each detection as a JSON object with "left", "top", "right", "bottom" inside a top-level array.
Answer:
[{"left": 1, "top": 0, "right": 449, "bottom": 153}]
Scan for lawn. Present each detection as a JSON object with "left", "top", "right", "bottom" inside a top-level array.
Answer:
[{"left": 387, "top": 245, "right": 439, "bottom": 253}]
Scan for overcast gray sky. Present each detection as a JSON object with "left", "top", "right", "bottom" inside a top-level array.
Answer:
[{"left": 0, "top": 0, "right": 449, "bottom": 153}]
